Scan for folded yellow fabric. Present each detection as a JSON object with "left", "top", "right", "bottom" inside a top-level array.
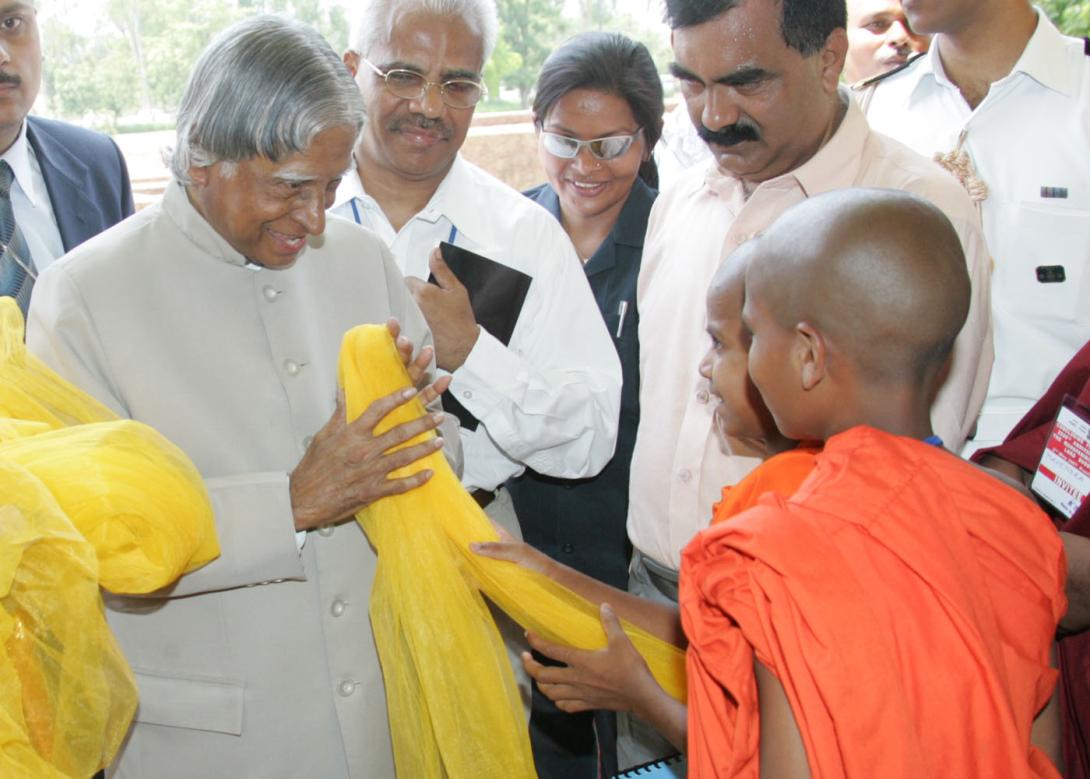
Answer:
[
  {"left": 0, "top": 299, "right": 115, "bottom": 429},
  {"left": 340, "top": 325, "right": 687, "bottom": 779},
  {"left": 0, "top": 421, "right": 219, "bottom": 594},
  {"left": 0, "top": 297, "right": 218, "bottom": 594},
  {"left": 0, "top": 462, "right": 138, "bottom": 777}
]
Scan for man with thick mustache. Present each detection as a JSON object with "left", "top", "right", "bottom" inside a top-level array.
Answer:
[
  {"left": 0, "top": 1, "right": 132, "bottom": 315},
  {"left": 618, "top": 0, "right": 992, "bottom": 766},
  {"left": 333, "top": 0, "right": 620, "bottom": 537}
]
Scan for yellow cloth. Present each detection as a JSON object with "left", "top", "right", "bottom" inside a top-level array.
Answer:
[
  {"left": 0, "top": 300, "right": 115, "bottom": 429},
  {"left": 340, "top": 325, "right": 687, "bottom": 779},
  {"left": 0, "top": 462, "right": 137, "bottom": 778},
  {"left": 0, "top": 421, "right": 219, "bottom": 594},
  {"left": 0, "top": 297, "right": 220, "bottom": 773},
  {"left": 0, "top": 298, "right": 219, "bottom": 594}
]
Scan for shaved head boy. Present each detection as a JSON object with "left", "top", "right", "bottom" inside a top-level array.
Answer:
[
  {"left": 743, "top": 188, "right": 969, "bottom": 442},
  {"left": 680, "top": 188, "right": 1066, "bottom": 778}
]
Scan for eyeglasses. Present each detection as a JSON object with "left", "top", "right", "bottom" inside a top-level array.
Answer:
[
  {"left": 360, "top": 58, "right": 487, "bottom": 109},
  {"left": 540, "top": 130, "right": 643, "bottom": 161}
]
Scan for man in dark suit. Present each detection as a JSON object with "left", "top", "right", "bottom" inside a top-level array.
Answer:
[
  {"left": 0, "top": 2, "right": 133, "bottom": 313},
  {"left": 26, "top": 116, "right": 133, "bottom": 250}
]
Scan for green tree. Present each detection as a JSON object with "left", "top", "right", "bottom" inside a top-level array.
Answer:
[
  {"left": 41, "top": 18, "right": 139, "bottom": 126},
  {"left": 578, "top": 0, "right": 618, "bottom": 29},
  {"left": 482, "top": 33, "right": 524, "bottom": 108},
  {"left": 495, "top": 0, "right": 568, "bottom": 107},
  {"left": 1040, "top": 0, "right": 1090, "bottom": 36}
]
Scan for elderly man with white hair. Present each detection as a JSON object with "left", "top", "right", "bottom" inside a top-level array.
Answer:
[
  {"left": 333, "top": 0, "right": 622, "bottom": 532},
  {"left": 27, "top": 16, "right": 459, "bottom": 778}
]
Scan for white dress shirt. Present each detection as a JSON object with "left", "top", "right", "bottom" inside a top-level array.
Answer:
[
  {"left": 333, "top": 155, "right": 622, "bottom": 492},
  {"left": 630, "top": 96, "right": 993, "bottom": 569},
  {"left": 865, "top": 13, "right": 1090, "bottom": 452},
  {"left": 1, "top": 120, "right": 64, "bottom": 273}
]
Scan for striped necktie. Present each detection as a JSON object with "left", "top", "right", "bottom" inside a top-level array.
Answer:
[{"left": 0, "top": 160, "right": 35, "bottom": 316}]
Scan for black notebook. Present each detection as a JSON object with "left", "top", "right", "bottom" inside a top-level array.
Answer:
[
  {"left": 613, "top": 753, "right": 687, "bottom": 778},
  {"left": 429, "top": 241, "right": 532, "bottom": 431}
]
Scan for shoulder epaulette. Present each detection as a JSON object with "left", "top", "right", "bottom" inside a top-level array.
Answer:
[
  {"left": 850, "top": 50, "right": 926, "bottom": 91},
  {"left": 1084, "top": 36, "right": 1089, "bottom": 56}
]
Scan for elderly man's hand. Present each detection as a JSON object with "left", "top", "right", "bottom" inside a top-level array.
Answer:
[
  {"left": 289, "top": 320, "right": 451, "bottom": 531},
  {"left": 405, "top": 247, "right": 480, "bottom": 372}
]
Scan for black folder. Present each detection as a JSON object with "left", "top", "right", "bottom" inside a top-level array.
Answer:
[{"left": 429, "top": 241, "right": 532, "bottom": 431}]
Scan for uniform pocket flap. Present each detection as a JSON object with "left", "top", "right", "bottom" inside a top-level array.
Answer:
[{"left": 133, "top": 670, "right": 245, "bottom": 735}]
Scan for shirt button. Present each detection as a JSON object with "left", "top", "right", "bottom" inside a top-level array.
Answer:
[
  {"left": 561, "top": 543, "right": 575, "bottom": 554},
  {"left": 262, "top": 285, "right": 279, "bottom": 302},
  {"left": 696, "top": 389, "right": 710, "bottom": 403},
  {"left": 679, "top": 470, "right": 692, "bottom": 484},
  {"left": 317, "top": 525, "right": 334, "bottom": 537},
  {"left": 462, "top": 390, "right": 473, "bottom": 400},
  {"left": 284, "top": 360, "right": 301, "bottom": 376},
  {"left": 337, "top": 680, "right": 357, "bottom": 697},
  {"left": 303, "top": 435, "right": 314, "bottom": 449},
  {"left": 330, "top": 599, "right": 347, "bottom": 617}
]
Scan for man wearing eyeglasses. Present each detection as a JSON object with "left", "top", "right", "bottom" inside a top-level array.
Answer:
[{"left": 333, "top": 1, "right": 620, "bottom": 550}]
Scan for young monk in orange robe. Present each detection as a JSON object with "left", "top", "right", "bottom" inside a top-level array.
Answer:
[
  {"left": 680, "top": 188, "right": 1067, "bottom": 778},
  {"left": 474, "top": 257, "right": 810, "bottom": 753}
]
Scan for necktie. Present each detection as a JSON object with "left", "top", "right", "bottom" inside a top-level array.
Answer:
[{"left": 0, "top": 160, "right": 36, "bottom": 316}]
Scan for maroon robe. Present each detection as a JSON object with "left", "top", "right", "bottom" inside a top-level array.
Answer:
[{"left": 973, "top": 340, "right": 1090, "bottom": 778}]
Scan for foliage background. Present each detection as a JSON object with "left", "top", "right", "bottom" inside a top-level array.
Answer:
[
  {"left": 37, "top": 0, "right": 669, "bottom": 130},
  {"left": 37, "top": 0, "right": 1090, "bottom": 131}
]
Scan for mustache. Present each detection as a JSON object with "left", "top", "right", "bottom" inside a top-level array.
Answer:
[
  {"left": 0, "top": 72, "right": 21, "bottom": 88},
  {"left": 388, "top": 114, "right": 452, "bottom": 139},
  {"left": 697, "top": 120, "right": 760, "bottom": 147}
]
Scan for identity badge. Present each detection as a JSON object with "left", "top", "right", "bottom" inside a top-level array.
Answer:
[{"left": 1031, "top": 397, "right": 1090, "bottom": 518}]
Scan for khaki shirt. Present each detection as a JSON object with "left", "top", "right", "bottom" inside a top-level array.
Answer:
[{"left": 629, "top": 95, "right": 993, "bottom": 569}]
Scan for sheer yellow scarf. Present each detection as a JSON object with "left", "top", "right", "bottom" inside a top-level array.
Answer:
[
  {"left": 0, "top": 298, "right": 218, "bottom": 774},
  {"left": 340, "top": 324, "right": 686, "bottom": 779}
]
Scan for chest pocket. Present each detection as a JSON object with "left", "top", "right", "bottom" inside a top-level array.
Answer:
[{"left": 992, "top": 201, "right": 1090, "bottom": 327}]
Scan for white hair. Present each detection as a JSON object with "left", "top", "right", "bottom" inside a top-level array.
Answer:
[
  {"left": 170, "top": 15, "right": 365, "bottom": 183},
  {"left": 349, "top": 0, "right": 499, "bottom": 67}
]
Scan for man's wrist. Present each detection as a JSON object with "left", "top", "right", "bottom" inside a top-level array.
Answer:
[{"left": 444, "top": 325, "right": 481, "bottom": 372}]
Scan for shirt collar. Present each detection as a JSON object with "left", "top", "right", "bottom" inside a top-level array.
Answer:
[
  {"left": 415, "top": 155, "right": 483, "bottom": 241},
  {"left": 332, "top": 159, "right": 369, "bottom": 211},
  {"left": 699, "top": 89, "right": 865, "bottom": 203},
  {"left": 333, "top": 154, "right": 484, "bottom": 241},
  {"left": 526, "top": 183, "right": 562, "bottom": 220},
  {"left": 925, "top": 11, "right": 1073, "bottom": 98},
  {"left": 1007, "top": 11, "right": 1074, "bottom": 96},
  {"left": 770, "top": 90, "right": 867, "bottom": 197},
  {"left": 161, "top": 179, "right": 249, "bottom": 267},
  {"left": 0, "top": 122, "right": 41, "bottom": 208}
]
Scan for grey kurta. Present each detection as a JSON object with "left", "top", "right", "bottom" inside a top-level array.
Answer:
[{"left": 27, "top": 180, "right": 459, "bottom": 778}]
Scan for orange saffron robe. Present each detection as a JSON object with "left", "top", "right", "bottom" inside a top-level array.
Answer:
[
  {"left": 710, "top": 446, "right": 820, "bottom": 526},
  {"left": 680, "top": 426, "right": 1067, "bottom": 778}
]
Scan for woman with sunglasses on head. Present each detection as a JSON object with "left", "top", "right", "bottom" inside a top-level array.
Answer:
[{"left": 504, "top": 30, "right": 664, "bottom": 779}]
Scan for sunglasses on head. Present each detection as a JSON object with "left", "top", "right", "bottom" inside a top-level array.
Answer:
[{"left": 540, "top": 129, "right": 642, "bottom": 161}]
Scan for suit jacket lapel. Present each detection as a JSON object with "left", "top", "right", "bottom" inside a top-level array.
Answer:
[{"left": 26, "top": 119, "right": 99, "bottom": 252}]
